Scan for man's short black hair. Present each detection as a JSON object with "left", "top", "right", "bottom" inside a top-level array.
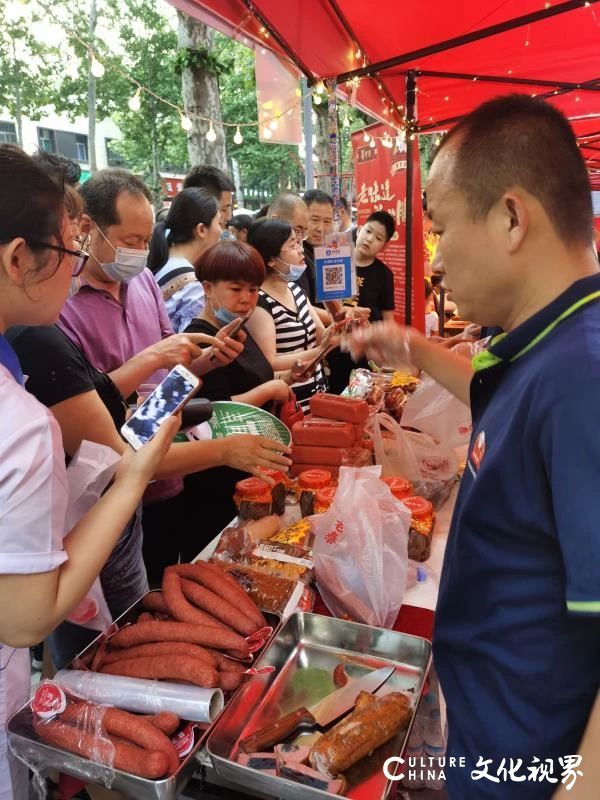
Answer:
[
  {"left": 183, "top": 164, "right": 235, "bottom": 197},
  {"left": 79, "top": 168, "right": 152, "bottom": 229},
  {"left": 339, "top": 196, "right": 350, "bottom": 213},
  {"left": 366, "top": 210, "right": 395, "bottom": 242},
  {"left": 304, "top": 188, "right": 333, "bottom": 208},
  {"left": 439, "top": 94, "right": 593, "bottom": 246},
  {"left": 229, "top": 213, "right": 253, "bottom": 232}
]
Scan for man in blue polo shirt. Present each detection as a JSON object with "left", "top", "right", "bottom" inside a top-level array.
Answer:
[{"left": 349, "top": 95, "right": 600, "bottom": 798}]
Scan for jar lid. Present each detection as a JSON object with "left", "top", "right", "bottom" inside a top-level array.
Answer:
[
  {"left": 298, "top": 469, "right": 332, "bottom": 490},
  {"left": 235, "top": 476, "right": 272, "bottom": 501},
  {"left": 402, "top": 495, "right": 433, "bottom": 519},
  {"left": 316, "top": 486, "right": 337, "bottom": 505},
  {"left": 382, "top": 476, "right": 413, "bottom": 500},
  {"left": 257, "top": 468, "right": 287, "bottom": 483}
]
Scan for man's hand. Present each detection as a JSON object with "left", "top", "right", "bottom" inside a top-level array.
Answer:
[
  {"left": 146, "top": 333, "right": 218, "bottom": 370},
  {"left": 344, "top": 319, "right": 417, "bottom": 370},
  {"left": 220, "top": 434, "right": 291, "bottom": 479}
]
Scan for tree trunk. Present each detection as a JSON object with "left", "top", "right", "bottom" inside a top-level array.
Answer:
[
  {"left": 150, "top": 108, "right": 162, "bottom": 212},
  {"left": 230, "top": 157, "right": 244, "bottom": 206},
  {"left": 87, "top": 0, "right": 98, "bottom": 173},
  {"left": 314, "top": 102, "right": 330, "bottom": 193},
  {"left": 10, "top": 37, "right": 23, "bottom": 147},
  {"left": 177, "top": 11, "right": 227, "bottom": 170}
]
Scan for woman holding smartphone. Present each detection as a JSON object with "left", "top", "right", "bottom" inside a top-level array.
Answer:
[
  {"left": 246, "top": 218, "right": 339, "bottom": 412},
  {"left": 0, "top": 146, "right": 176, "bottom": 800}
]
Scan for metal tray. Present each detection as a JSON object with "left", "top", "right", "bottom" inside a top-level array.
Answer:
[
  {"left": 207, "top": 611, "right": 431, "bottom": 800},
  {"left": 8, "top": 591, "right": 281, "bottom": 800}
]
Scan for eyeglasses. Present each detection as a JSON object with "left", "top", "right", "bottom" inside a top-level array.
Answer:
[
  {"left": 294, "top": 227, "right": 308, "bottom": 243},
  {"left": 28, "top": 238, "right": 89, "bottom": 277}
]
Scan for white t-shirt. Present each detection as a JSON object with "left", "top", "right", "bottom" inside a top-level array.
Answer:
[{"left": 425, "top": 310, "right": 439, "bottom": 337}]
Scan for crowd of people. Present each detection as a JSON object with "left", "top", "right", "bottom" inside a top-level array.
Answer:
[{"left": 1, "top": 91, "right": 599, "bottom": 800}]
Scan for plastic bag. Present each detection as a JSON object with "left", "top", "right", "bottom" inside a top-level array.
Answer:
[
  {"left": 401, "top": 375, "right": 472, "bottom": 448},
  {"left": 311, "top": 466, "right": 411, "bottom": 628},
  {"left": 372, "top": 413, "right": 458, "bottom": 507}
]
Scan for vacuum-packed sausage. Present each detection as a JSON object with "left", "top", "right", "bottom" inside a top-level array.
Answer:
[
  {"left": 309, "top": 393, "right": 370, "bottom": 424},
  {"left": 292, "top": 417, "right": 357, "bottom": 447}
]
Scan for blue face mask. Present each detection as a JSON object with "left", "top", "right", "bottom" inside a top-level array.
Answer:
[
  {"left": 274, "top": 257, "right": 306, "bottom": 283},
  {"left": 94, "top": 226, "right": 147, "bottom": 283},
  {"left": 211, "top": 299, "right": 240, "bottom": 325}
]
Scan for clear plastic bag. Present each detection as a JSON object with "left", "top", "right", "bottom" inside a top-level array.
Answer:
[
  {"left": 401, "top": 375, "right": 472, "bottom": 449},
  {"left": 311, "top": 466, "right": 411, "bottom": 628},
  {"left": 373, "top": 413, "right": 459, "bottom": 508}
]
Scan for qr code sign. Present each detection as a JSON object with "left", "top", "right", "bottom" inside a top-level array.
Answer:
[{"left": 324, "top": 264, "right": 344, "bottom": 291}]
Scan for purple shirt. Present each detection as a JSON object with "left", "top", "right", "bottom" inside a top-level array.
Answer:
[
  {"left": 58, "top": 268, "right": 181, "bottom": 503},
  {"left": 58, "top": 268, "right": 173, "bottom": 386}
]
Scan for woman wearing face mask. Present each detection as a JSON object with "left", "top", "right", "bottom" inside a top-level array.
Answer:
[
  {"left": 0, "top": 146, "right": 175, "bottom": 800},
  {"left": 148, "top": 188, "right": 222, "bottom": 333},
  {"left": 183, "top": 240, "right": 305, "bottom": 543},
  {"left": 246, "top": 218, "right": 338, "bottom": 412}
]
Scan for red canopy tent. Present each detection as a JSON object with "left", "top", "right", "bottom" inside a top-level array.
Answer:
[{"left": 168, "top": 0, "right": 600, "bottom": 318}]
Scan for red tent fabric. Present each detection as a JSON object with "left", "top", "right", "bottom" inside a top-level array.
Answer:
[{"left": 169, "top": 0, "right": 600, "bottom": 148}]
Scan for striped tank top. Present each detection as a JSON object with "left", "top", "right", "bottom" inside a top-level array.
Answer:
[{"left": 257, "top": 282, "right": 326, "bottom": 412}]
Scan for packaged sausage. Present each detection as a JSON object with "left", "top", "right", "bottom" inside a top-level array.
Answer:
[
  {"left": 309, "top": 393, "right": 370, "bottom": 424},
  {"left": 256, "top": 468, "right": 287, "bottom": 515},
  {"left": 402, "top": 495, "right": 435, "bottom": 562},
  {"left": 234, "top": 477, "right": 272, "bottom": 521},
  {"left": 212, "top": 539, "right": 313, "bottom": 583},
  {"left": 292, "top": 416, "right": 357, "bottom": 448},
  {"left": 298, "top": 469, "right": 333, "bottom": 516},
  {"left": 270, "top": 517, "right": 314, "bottom": 547},
  {"left": 214, "top": 563, "right": 314, "bottom": 616},
  {"left": 381, "top": 476, "right": 413, "bottom": 501}
]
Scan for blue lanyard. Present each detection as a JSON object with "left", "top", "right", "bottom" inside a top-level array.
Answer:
[{"left": 0, "top": 333, "right": 24, "bottom": 384}]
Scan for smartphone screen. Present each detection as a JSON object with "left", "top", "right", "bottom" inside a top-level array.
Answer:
[{"left": 121, "top": 367, "right": 198, "bottom": 449}]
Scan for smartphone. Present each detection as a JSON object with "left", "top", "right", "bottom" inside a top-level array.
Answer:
[
  {"left": 209, "top": 312, "right": 252, "bottom": 361},
  {"left": 121, "top": 365, "right": 200, "bottom": 450}
]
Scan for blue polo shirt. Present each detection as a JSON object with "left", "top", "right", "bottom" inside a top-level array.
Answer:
[{"left": 434, "top": 273, "right": 600, "bottom": 798}]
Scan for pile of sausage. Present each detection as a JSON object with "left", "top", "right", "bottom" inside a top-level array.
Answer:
[
  {"left": 92, "top": 561, "right": 269, "bottom": 692},
  {"left": 33, "top": 702, "right": 182, "bottom": 779}
]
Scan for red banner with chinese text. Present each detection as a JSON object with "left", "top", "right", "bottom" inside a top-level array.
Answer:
[{"left": 352, "top": 124, "right": 425, "bottom": 332}]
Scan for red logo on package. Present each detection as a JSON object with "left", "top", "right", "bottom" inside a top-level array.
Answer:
[
  {"left": 325, "top": 519, "right": 344, "bottom": 545},
  {"left": 471, "top": 430, "right": 486, "bottom": 471},
  {"left": 68, "top": 596, "right": 99, "bottom": 625},
  {"left": 32, "top": 682, "right": 67, "bottom": 719},
  {"left": 172, "top": 724, "right": 196, "bottom": 758}
]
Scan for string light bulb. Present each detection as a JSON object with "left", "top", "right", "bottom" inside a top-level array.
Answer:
[
  {"left": 369, "top": 137, "right": 376, "bottom": 148},
  {"left": 355, "top": 48, "right": 361, "bottom": 59},
  {"left": 313, "top": 93, "right": 322, "bottom": 105},
  {"left": 206, "top": 122, "right": 217, "bottom": 142},
  {"left": 363, "top": 131, "right": 370, "bottom": 142},
  {"left": 316, "top": 81, "right": 325, "bottom": 94},
  {"left": 128, "top": 88, "right": 141, "bottom": 112},
  {"left": 234, "top": 126, "right": 243, "bottom": 145},
  {"left": 263, "top": 127, "right": 273, "bottom": 139},
  {"left": 180, "top": 113, "right": 193, "bottom": 131},
  {"left": 343, "top": 113, "right": 350, "bottom": 128},
  {"left": 269, "top": 117, "right": 279, "bottom": 131},
  {"left": 90, "top": 56, "right": 105, "bottom": 78}
]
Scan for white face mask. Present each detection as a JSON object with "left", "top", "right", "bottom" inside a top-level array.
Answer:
[{"left": 94, "top": 226, "right": 147, "bottom": 283}]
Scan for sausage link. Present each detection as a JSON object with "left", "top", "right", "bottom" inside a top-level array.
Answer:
[
  {"left": 33, "top": 718, "right": 168, "bottom": 779},
  {"left": 162, "top": 571, "right": 232, "bottom": 631},
  {"left": 180, "top": 579, "right": 256, "bottom": 637},
  {"left": 218, "top": 671, "right": 244, "bottom": 692},
  {"left": 101, "top": 641, "right": 217, "bottom": 669},
  {"left": 100, "top": 655, "right": 219, "bottom": 688},
  {"left": 148, "top": 711, "right": 180, "bottom": 736},
  {"left": 142, "top": 592, "right": 169, "bottom": 615},
  {"left": 109, "top": 621, "right": 249, "bottom": 656}
]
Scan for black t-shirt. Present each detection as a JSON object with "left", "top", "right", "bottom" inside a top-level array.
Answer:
[
  {"left": 184, "top": 318, "right": 273, "bottom": 402},
  {"left": 7, "top": 325, "right": 126, "bottom": 429},
  {"left": 301, "top": 241, "right": 319, "bottom": 306},
  {"left": 352, "top": 257, "right": 395, "bottom": 321}
]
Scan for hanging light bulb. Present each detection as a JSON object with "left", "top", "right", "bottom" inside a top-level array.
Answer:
[
  {"left": 269, "top": 117, "right": 279, "bottom": 131},
  {"left": 90, "top": 55, "right": 105, "bottom": 78},
  {"left": 234, "top": 126, "right": 243, "bottom": 145},
  {"left": 363, "top": 131, "right": 370, "bottom": 143},
  {"left": 128, "top": 88, "right": 141, "bottom": 112},
  {"left": 316, "top": 81, "right": 325, "bottom": 94},
  {"left": 180, "top": 113, "right": 193, "bottom": 131},
  {"left": 369, "top": 137, "right": 376, "bottom": 148},
  {"left": 355, "top": 48, "right": 362, "bottom": 60},
  {"left": 343, "top": 114, "right": 350, "bottom": 128},
  {"left": 409, "top": 133, "right": 416, "bottom": 141},
  {"left": 313, "top": 93, "right": 322, "bottom": 105},
  {"left": 263, "top": 127, "right": 273, "bottom": 139},
  {"left": 206, "top": 122, "right": 217, "bottom": 142}
]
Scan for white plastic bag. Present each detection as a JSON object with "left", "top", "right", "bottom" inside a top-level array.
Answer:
[
  {"left": 311, "top": 466, "right": 411, "bottom": 628},
  {"left": 372, "top": 413, "right": 459, "bottom": 507},
  {"left": 401, "top": 375, "right": 472, "bottom": 448}
]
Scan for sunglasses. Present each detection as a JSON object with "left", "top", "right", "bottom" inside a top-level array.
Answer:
[{"left": 27, "top": 237, "right": 89, "bottom": 277}]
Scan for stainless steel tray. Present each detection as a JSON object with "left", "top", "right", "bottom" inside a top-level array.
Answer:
[
  {"left": 207, "top": 611, "right": 431, "bottom": 800},
  {"left": 8, "top": 591, "right": 281, "bottom": 800}
]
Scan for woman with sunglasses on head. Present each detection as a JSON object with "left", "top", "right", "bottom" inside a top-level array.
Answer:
[
  {"left": 246, "top": 218, "right": 340, "bottom": 412},
  {"left": 0, "top": 146, "right": 176, "bottom": 800},
  {"left": 148, "top": 188, "right": 222, "bottom": 333}
]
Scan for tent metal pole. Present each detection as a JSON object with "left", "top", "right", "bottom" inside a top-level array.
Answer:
[
  {"left": 405, "top": 70, "right": 417, "bottom": 326},
  {"left": 414, "top": 69, "right": 600, "bottom": 92},
  {"left": 302, "top": 77, "right": 315, "bottom": 190},
  {"left": 334, "top": 0, "right": 599, "bottom": 85}
]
